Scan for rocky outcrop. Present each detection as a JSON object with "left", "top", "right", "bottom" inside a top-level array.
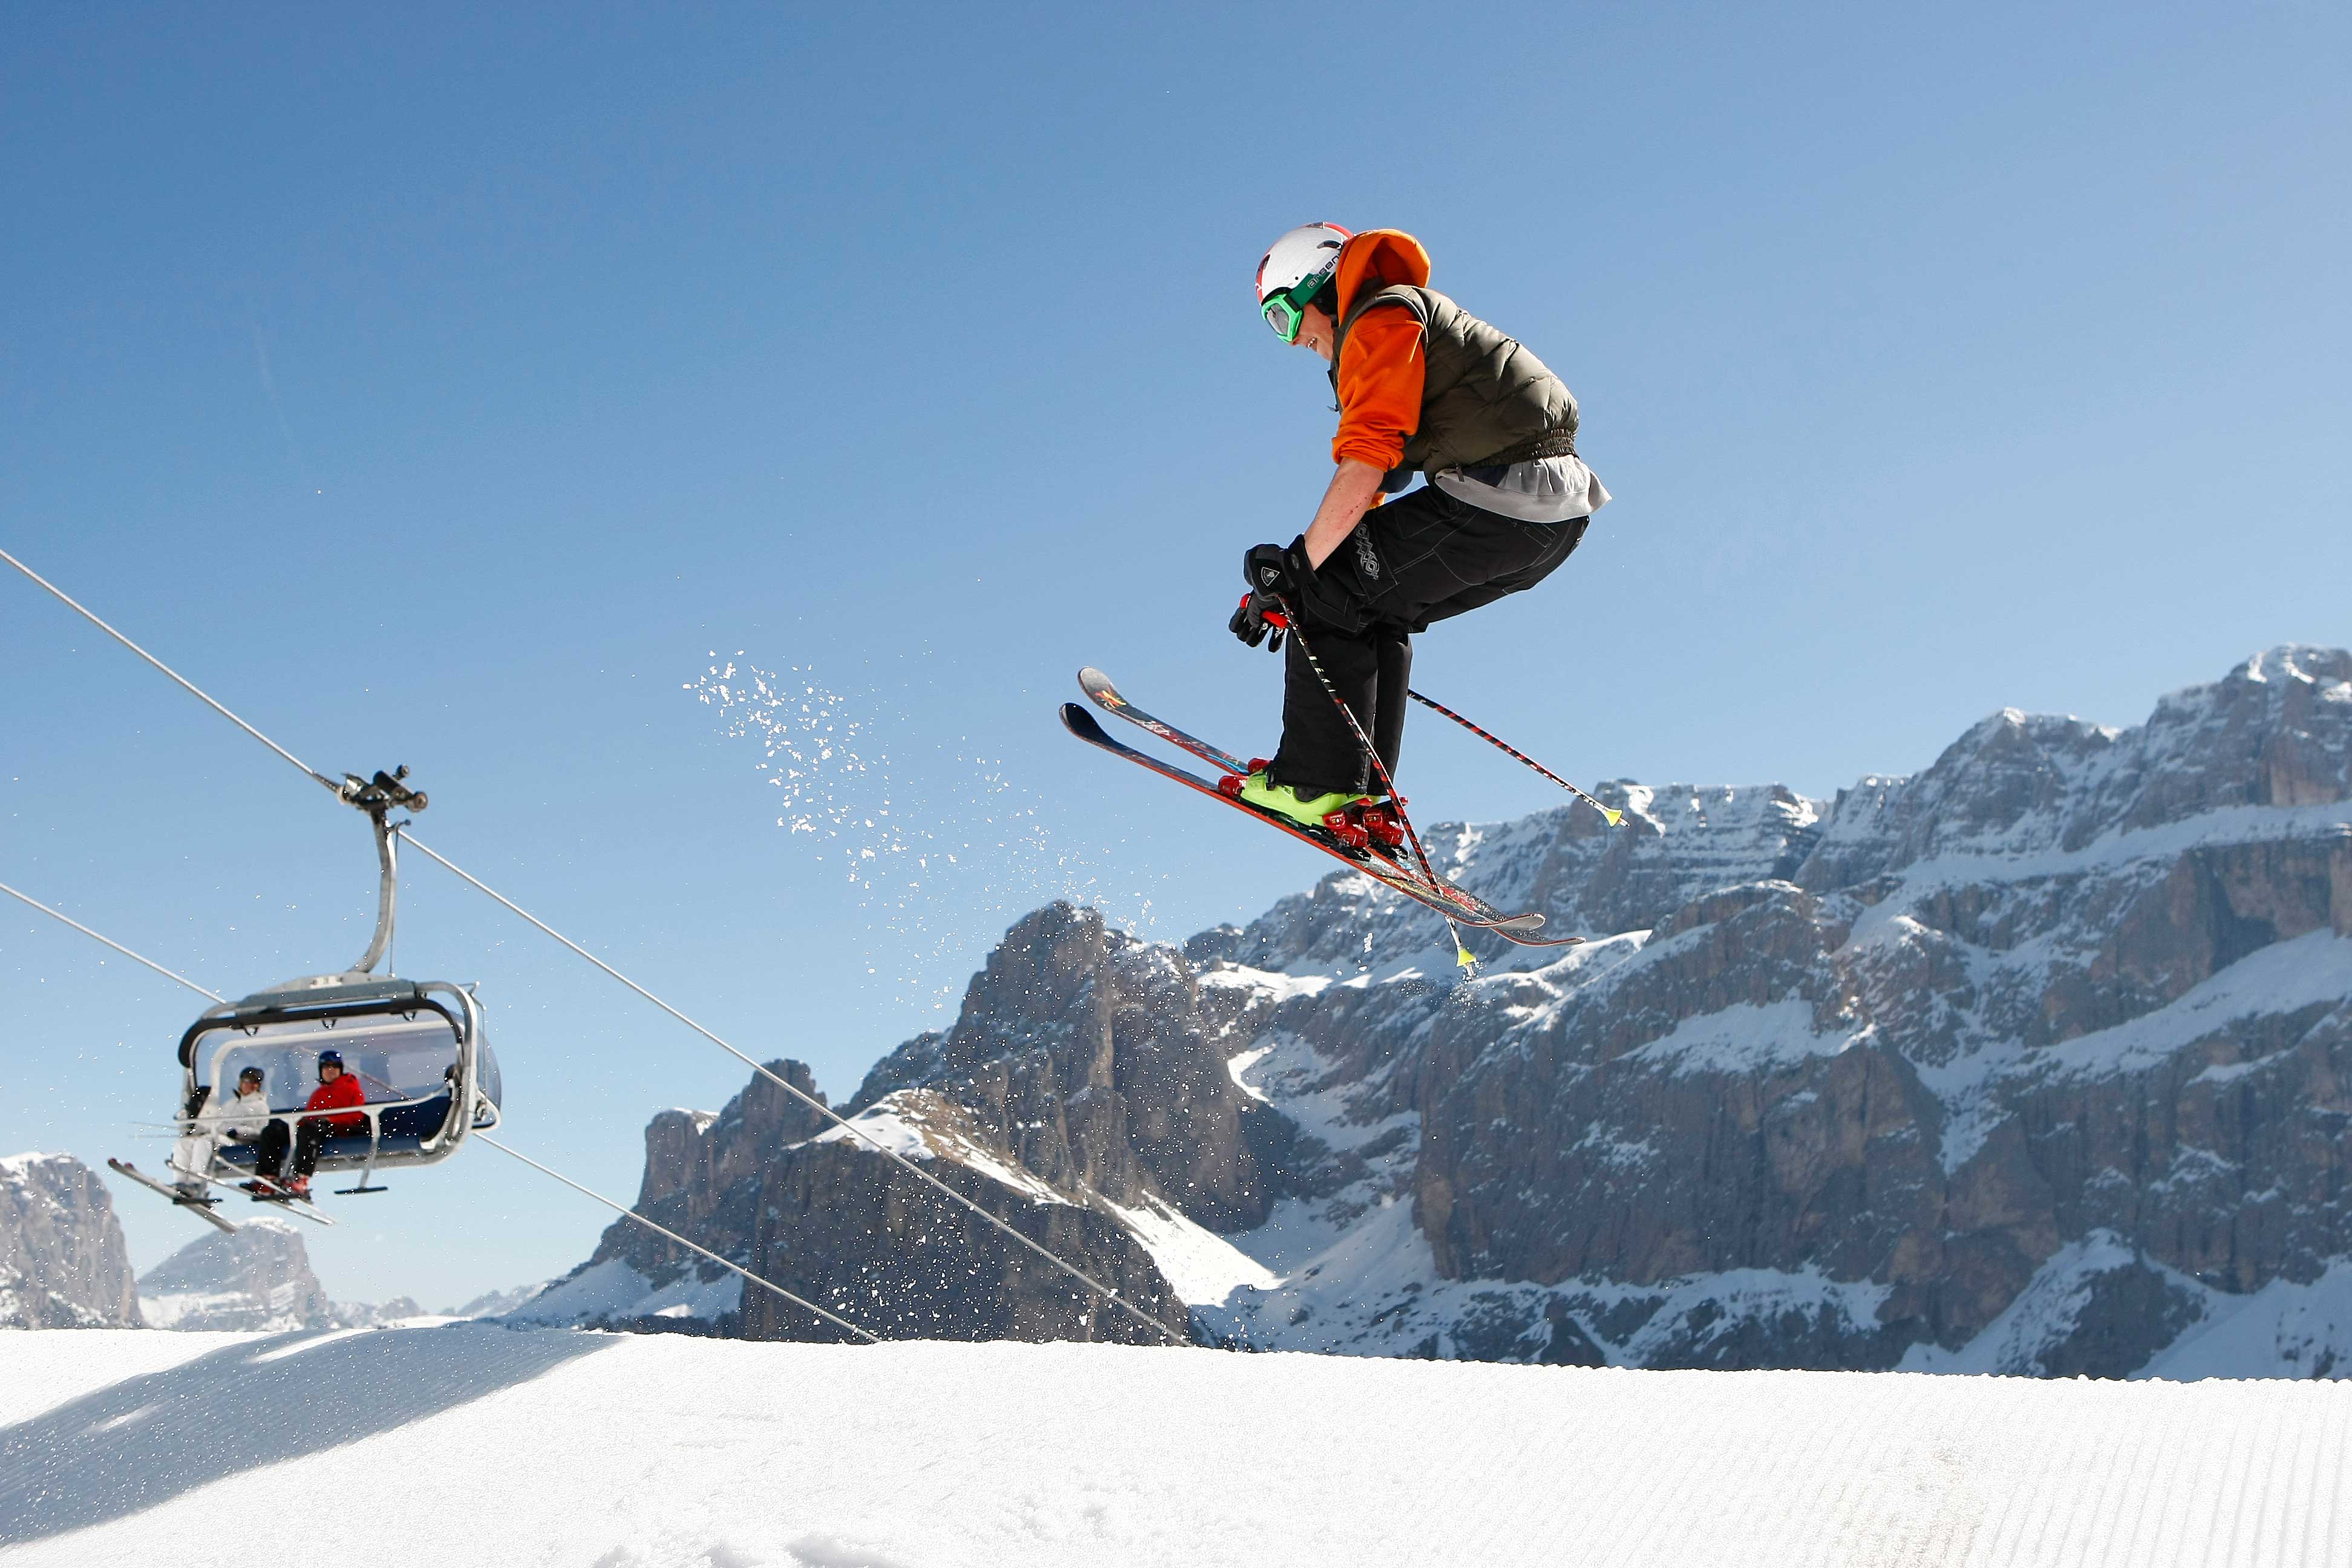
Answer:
[
  {"left": 1, "top": 1154, "right": 141, "bottom": 1328},
  {"left": 849, "top": 903, "right": 1290, "bottom": 1231},
  {"left": 741, "top": 1103, "right": 1186, "bottom": 1345},
  {"left": 573, "top": 645, "right": 2352, "bottom": 1377},
  {"left": 517, "top": 1060, "right": 834, "bottom": 1331},
  {"left": 595, "top": 1059, "right": 834, "bottom": 1288},
  {"left": 138, "top": 1217, "right": 338, "bottom": 1331},
  {"left": 530, "top": 905, "right": 1263, "bottom": 1344},
  {"left": 1252, "top": 645, "right": 2352, "bottom": 1371},
  {"left": 737, "top": 901, "right": 1261, "bottom": 1345}
]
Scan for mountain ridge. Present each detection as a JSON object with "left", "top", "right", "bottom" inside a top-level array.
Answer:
[{"left": 533, "top": 645, "right": 2352, "bottom": 1376}]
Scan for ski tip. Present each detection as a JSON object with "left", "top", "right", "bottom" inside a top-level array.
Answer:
[
  {"left": 1060, "top": 702, "right": 1109, "bottom": 740},
  {"left": 1076, "top": 667, "right": 1126, "bottom": 709},
  {"left": 1493, "top": 912, "right": 1547, "bottom": 934}
]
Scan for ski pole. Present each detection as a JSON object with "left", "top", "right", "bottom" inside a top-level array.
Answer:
[
  {"left": 1275, "top": 606, "right": 1479, "bottom": 973},
  {"left": 1406, "top": 689, "right": 1624, "bottom": 827}
]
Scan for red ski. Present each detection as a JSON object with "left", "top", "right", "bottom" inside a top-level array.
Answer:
[{"left": 1061, "top": 678, "right": 1578, "bottom": 948}]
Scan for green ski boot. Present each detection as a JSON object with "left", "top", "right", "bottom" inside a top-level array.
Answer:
[{"left": 1223, "top": 768, "right": 1372, "bottom": 829}]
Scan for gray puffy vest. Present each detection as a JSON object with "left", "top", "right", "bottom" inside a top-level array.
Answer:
[{"left": 1331, "top": 284, "right": 1579, "bottom": 478}]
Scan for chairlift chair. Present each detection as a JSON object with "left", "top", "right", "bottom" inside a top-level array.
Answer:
[{"left": 131, "top": 768, "right": 502, "bottom": 1223}]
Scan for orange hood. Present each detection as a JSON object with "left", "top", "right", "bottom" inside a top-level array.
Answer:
[{"left": 1333, "top": 229, "right": 1431, "bottom": 319}]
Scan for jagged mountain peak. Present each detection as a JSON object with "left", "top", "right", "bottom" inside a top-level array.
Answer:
[
  {"left": 2221, "top": 642, "right": 2352, "bottom": 691},
  {"left": 2, "top": 1152, "right": 140, "bottom": 1329}
]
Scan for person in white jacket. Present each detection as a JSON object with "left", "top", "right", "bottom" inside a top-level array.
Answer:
[{"left": 171, "top": 1066, "right": 273, "bottom": 1196}]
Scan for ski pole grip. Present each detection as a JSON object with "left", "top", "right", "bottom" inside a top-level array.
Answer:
[{"left": 1235, "top": 593, "right": 1290, "bottom": 630}]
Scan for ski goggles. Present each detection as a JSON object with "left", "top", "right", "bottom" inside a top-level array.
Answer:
[{"left": 1261, "top": 267, "right": 1336, "bottom": 344}]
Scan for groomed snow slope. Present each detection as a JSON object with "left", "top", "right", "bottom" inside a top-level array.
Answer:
[{"left": 5, "top": 1328, "right": 2351, "bottom": 1567}]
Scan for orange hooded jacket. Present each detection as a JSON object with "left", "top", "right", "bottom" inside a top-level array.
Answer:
[{"left": 1327, "top": 229, "right": 1433, "bottom": 472}]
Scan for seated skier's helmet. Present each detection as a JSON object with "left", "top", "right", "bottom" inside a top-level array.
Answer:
[{"left": 1256, "top": 222, "right": 1353, "bottom": 343}]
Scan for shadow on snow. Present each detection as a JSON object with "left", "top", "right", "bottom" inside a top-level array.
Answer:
[{"left": 0, "top": 1323, "right": 614, "bottom": 1546}]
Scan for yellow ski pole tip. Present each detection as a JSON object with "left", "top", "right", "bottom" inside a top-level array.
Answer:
[
  {"left": 1602, "top": 807, "right": 1624, "bottom": 828},
  {"left": 1455, "top": 944, "right": 1477, "bottom": 970}
]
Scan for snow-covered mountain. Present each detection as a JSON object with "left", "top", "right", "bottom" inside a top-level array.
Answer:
[
  {"left": 137, "top": 1218, "right": 339, "bottom": 1331},
  {"left": 135, "top": 1217, "right": 490, "bottom": 1330},
  {"left": 1, "top": 1153, "right": 140, "bottom": 1330},
  {"left": 2, "top": 1154, "right": 531, "bottom": 1333},
  {"left": 549, "top": 645, "right": 2352, "bottom": 1376},
  {"left": 446, "top": 1280, "right": 549, "bottom": 1319}
]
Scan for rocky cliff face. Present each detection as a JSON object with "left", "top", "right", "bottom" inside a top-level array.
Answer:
[
  {"left": 521, "top": 925, "right": 1204, "bottom": 1344},
  {"left": 137, "top": 1217, "right": 339, "bottom": 1331},
  {"left": 1, "top": 1154, "right": 141, "bottom": 1329},
  {"left": 1172, "top": 645, "right": 2352, "bottom": 1374},
  {"left": 517, "top": 1060, "right": 832, "bottom": 1330},
  {"left": 569, "top": 646, "right": 2352, "bottom": 1376}
]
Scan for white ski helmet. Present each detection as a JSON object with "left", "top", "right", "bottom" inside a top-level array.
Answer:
[{"left": 1255, "top": 221, "right": 1353, "bottom": 342}]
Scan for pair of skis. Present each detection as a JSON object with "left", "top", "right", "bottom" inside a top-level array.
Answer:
[
  {"left": 1060, "top": 668, "right": 1578, "bottom": 948},
  {"left": 108, "top": 1157, "right": 337, "bottom": 1233}
]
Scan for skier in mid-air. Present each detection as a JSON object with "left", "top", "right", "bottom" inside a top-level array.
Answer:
[{"left": 1227, "top": 223, "right": 1607, "bottom": 829}]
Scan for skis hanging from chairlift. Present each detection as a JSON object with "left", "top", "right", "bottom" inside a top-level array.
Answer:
[{"left": 106, "top": 1157, "right": 240, "bottom": 1234}]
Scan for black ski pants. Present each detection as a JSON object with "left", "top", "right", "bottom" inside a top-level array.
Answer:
[
  {"left": 1269, "top": 484, "right": 1589, "bottom": 798},
  {"left": 251, "top": 1117, "right": 334, "bottom": 1182}
]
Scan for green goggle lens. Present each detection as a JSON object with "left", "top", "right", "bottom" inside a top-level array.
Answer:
[{"left": 1260, "top": 266, "right": 1334, "bottom": 343}]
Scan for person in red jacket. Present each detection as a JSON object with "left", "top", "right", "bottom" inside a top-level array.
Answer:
[{"left": 245, "top": 1049, "right": 367, "bottom": 1200}]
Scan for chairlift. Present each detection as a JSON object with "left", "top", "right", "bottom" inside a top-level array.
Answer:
[{"left": 113, "top": 767, "right": 503, "bottom": 1230}]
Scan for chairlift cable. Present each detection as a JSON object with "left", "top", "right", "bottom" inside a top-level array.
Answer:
[
  {"left": 1, "top": 880, "right": 226, "bottom": 1002},
  {"left": 4, "top": 546, "right": 1187, "bottom": 1348},
  {"left": 22, "top": 880, "right": 866, "bottom": 1334},
  {"left": 399, "top": 834, "right": 1189, "bottom": 1347},
  {"left": 6, "top": 871, "right": 880, "bottom": 1344},
  {"left": 0, "top": 546, "right": 342, "bottom": 796},
  {"left": 475, "top": 1133, "right": 877, "bottom": 1344}
]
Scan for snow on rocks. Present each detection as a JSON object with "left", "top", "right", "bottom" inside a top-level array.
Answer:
[
  {"left": 1165, "top": 647, "right": 2352, "bottom": 1373},
  {"left": 510, "top": 1255, "right": 743, "bottom": 1327},
  {"left": 814, "top": 1089, "right": 1072, "bottom": 1208}
]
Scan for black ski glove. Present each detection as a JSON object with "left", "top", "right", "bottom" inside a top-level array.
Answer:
[{"left": 1229, "top": 538, "right": 1312, "bottom": 653}]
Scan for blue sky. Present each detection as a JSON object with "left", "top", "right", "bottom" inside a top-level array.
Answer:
[{"left": 4, "top": 2, "right": 2347, "bottom": 1305}]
